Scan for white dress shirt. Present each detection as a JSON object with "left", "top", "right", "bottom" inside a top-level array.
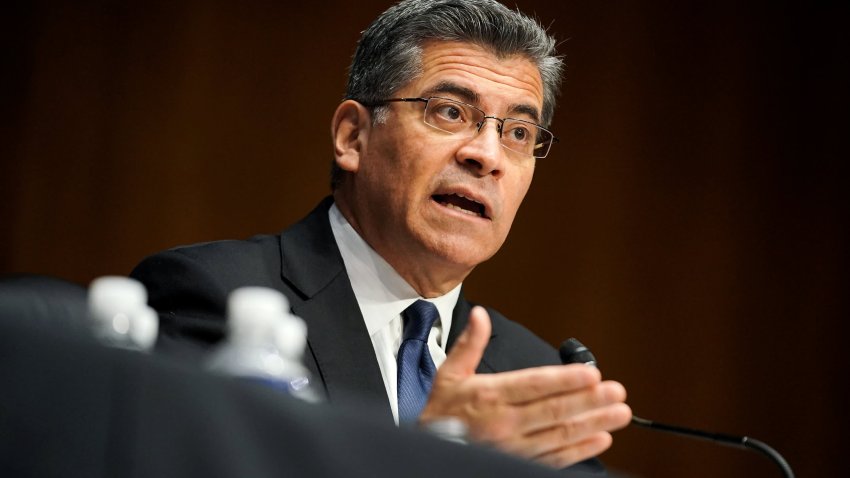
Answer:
[{"left": 328, "top": 203, "right": 461, "bottom": 424}]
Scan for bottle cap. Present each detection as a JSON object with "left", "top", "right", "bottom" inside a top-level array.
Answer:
[
  {"left": 88, "top": 276, "right": 148, "bottom": 335},
  {"left": 227, "top": 287, "right": 290, "bottom": 345},
  {"left": 130, "top": 305, "right": 159, "bottom": 351},
  {"left": 275, "top": 315, "right": 307, "bottom": 358}
]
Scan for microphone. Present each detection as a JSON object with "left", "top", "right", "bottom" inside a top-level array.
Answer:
[{"left": 559, "top": 338, "right": 794, "bottom": 478}]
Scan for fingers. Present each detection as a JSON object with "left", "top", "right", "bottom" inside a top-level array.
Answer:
[
  {"left": 531, "top": 402, "right": 631, "bottom": 468},
  {"left": 472, "top": 381, "right": 629, "bottom": 447},
  {"left": 423, "top": 305, "right": 632, "bottom": 470},
  {"left": 437, "top": 306, "right": 492, "bottom": 380},
  {"left": 420, "top": 307, "right": 492, "bottom": 424},
  {"left": 513, "top": 380, "right": 628, "bottom": 434},
  {"left": 487, "top": 363, "right": 602, "bottom": 405},
  {"left": 534, "top": 432, "right": 614, "bottom": 469},
  {"left": 499, "top": 402, "right": 633, "bottom": 459}
]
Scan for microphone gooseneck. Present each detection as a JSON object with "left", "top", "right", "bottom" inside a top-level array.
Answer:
[{"left": 558, "top": 338, "right": 794, "bottom": 478}]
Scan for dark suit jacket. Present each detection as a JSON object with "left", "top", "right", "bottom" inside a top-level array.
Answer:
[{"left": 131, "top": 197, "right": 606, "bottom": 474}]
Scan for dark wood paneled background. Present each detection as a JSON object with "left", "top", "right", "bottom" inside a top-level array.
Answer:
[{"left": 3, "top": 2, "right": 847, "bottom": 477}]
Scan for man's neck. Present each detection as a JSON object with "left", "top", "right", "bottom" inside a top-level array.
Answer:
[
  {"left": 332, "top": 193, "right": 472, "bottom": 297},
  {"left": 394, "top": 264, "right": 469, "bottom": 298}
]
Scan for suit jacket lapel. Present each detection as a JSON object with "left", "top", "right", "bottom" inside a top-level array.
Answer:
[{"left": 278, "top": 198, "right": 391, "bottom": 420}]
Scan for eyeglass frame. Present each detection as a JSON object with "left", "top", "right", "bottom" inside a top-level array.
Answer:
[{"left": 355, "top": 96, "right": 559, "bottom": 159}]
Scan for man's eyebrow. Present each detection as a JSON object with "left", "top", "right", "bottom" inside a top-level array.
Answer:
[
  {"left": 508, "top": 103, "right": 541, "bottom": 124},
  {"left": 421, "top": 81, "right": 541, "bottom": 124},
  {"left": 422, "top": 82, "right": 480, "bottom": 105}
]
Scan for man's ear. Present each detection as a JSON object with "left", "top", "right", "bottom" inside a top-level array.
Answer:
[{"left": 331, "top": 100, "right": 372, "bottom": 174}]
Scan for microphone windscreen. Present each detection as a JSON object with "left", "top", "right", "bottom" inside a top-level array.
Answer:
[{"left": 559, "top": 338, "right": 597, "bottom": 366}]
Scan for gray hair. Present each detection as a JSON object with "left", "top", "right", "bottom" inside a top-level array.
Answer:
[{"left": 332, "top": 0, "right": 564, "bottom": 189}]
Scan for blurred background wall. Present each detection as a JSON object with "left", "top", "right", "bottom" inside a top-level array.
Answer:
[{"left": 3, "top": 1, "right": 847, "bottom": 477}]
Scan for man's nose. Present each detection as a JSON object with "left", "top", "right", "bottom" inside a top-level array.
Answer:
[{"left": 455, "top": 119, "right": 505, "bottom": 178}]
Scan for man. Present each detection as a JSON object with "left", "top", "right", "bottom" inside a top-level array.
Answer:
[{"left": 132, "top": 0, "right": 631, "bottom": 472}]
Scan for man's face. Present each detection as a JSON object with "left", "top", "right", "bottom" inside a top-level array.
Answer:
[{"left": 338, "top": 41, "right": 545, "bottom": 293}]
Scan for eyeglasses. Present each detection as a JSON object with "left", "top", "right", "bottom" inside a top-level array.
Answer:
[{"left": 360, "top": 96, "right": 558, "bottom": 159}]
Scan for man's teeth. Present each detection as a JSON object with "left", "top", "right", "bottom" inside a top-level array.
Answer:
[{"left": 440, "top": 199, "right": 482, "bottom": 217}]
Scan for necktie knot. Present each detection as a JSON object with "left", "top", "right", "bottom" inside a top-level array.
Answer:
[{"left": 403, "top": 300, "right": 439, "bottom": 342}]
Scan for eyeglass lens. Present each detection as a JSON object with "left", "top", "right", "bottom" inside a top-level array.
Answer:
[{"left": 422, "top": 97, "right": 553, "bottom": 158}]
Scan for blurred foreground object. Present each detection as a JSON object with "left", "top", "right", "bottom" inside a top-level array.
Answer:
[
  {"left": 0, "top": 274, "right": 88, "bottom": 332},
  {"left": 88, "top": 276, "right": 158, "bottom": 351},
  {"left": 0, "top": 314, "right": 605, "bottom": 478},
  {"left": 207, "top": 286, "right": 318, "bottom": 402}
]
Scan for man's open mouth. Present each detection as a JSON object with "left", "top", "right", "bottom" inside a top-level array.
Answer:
[{"left": 432, "top": 193, "right": 487, "bottom": 218}]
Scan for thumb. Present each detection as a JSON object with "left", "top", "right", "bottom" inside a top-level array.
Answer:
[{"left": 438, "top": 306, "right": 492, "bottom": 381}]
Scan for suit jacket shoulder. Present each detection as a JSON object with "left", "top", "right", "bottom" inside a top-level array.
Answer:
[
  {"left": 448, "top": 298, "right": 560, "bottom": 374},
  {"left": 131, "top": 198, "right": 390, "bottom": 414},
  {"left": 131, "top": 233, "right": 285, "bottom": 349},
  {"left": 482, "top": 307, "right": 562, "bottom": 370}
]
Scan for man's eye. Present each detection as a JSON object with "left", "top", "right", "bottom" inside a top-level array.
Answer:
[
  {"left": 507, "top": 125, "right": 530, "bottom": 142},
  {"left": 436, "top": 105, "right": 463, "bottom": 121}
]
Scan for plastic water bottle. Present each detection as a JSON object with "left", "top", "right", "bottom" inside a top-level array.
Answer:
[
  {"left": 88, "top": 276, "right": 159, "bottom": 351},
  {"left": 207, "top": 286, "right": 318, "bottom": 402}
]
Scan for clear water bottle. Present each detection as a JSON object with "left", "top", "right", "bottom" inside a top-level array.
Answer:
[
  {"left": 207, "top": 286, "right": 318, "bottom": 402},
  {"left": 88, "top": 276, "right": 159, "bottom": 351}
]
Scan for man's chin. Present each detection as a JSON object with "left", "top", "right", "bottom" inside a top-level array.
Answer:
[{"left": 424, "top": 236, "right": 501, "bottom": 271}]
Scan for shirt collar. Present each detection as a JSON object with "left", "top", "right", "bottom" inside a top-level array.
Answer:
[{"left": 328, "top": 203, "right": 459, "bottom": 346}]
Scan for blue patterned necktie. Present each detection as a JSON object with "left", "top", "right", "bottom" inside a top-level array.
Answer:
[{"left": 397, "top": 300, "right": 439, "bottom": 423}]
